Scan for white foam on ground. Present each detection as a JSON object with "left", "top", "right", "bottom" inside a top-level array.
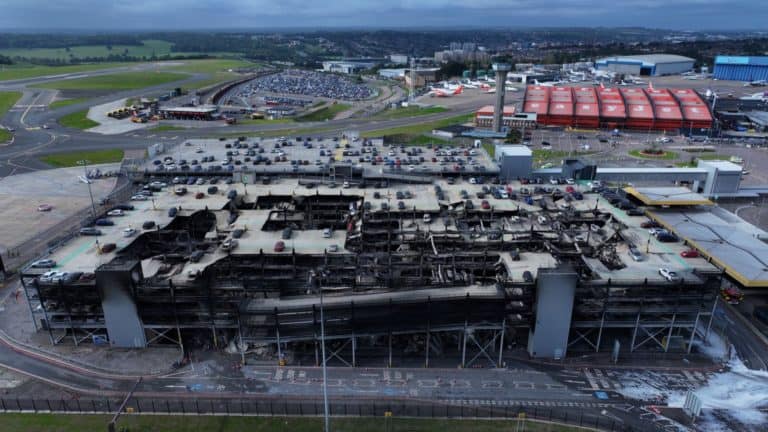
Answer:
[
  {"left": 692, "top": 329, "right": 730, "bottom": 362},
  {"left": 667, "top": 352, "right": 768, "bottom": 428},
  {"left": 617, "top": 333, "right": 767, "bottom": 430}
]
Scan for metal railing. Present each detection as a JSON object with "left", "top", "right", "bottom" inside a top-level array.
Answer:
[{"left": 0, "top": 396, "right": 665, "bottom": 431}]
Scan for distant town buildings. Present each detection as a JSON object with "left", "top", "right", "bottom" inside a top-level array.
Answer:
[{"left": 435, "top": 42, "right": 490, "bottom": 64}]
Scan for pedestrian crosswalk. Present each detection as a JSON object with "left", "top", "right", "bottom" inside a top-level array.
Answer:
[{"left": 581, "top": 367, "right": 712, "bottom": 392}]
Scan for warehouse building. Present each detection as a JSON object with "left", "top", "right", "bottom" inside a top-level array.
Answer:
[
  {"left": 595, "top": 54, "right": 694, "bottom": 76},
  {"left": 713, "top": 56, "right": 768, "bottom": 82}
]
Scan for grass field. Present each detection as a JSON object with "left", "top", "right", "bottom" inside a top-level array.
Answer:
[
  {"left": 34, "top": 71, "right": 186, "bottom": 91},
  {"left": 361, "top": 114, "right": 474, "bottom": 138},
  {"left": 296, "top": 103, "right": 351, "bottom": 122},
  {"left": 372, "top": 105, "right": 448, "bottom": 120},
  {"left": 169, "top": 59, "right": 257, "bottom": 89},
  {"left": 40, "top": 149, "right": 124, "bottom": 167},
  {"left": 49, "top": 97, "right": 89, "bottom": 109},
  {"left": 58, "top": 110, "right": 99, "bottom": 129},
  {"left": 0, "top": 58, "right": 254, "bottom": 83},
  {"left": 0, "top": 91, "right": 22, "bottom": 142},
  {"left": 0, "top": 40, "right": 175, "bottom": 62},
  {"left": 0, "top": 414, "right": 588, "bottom": 432},
  {"left": 483, "top": 142, "right": 495, "bottom": 158},
  {"left": 0, "top": 40, "right": 243, "bottom": 62},
  {"left": 629, "top": 149, "right": 679, "bottom": 160}
]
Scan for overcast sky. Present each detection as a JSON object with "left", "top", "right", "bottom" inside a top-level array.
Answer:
[{"left": 1, "top": 0, "right": 765, "bottom": 30}]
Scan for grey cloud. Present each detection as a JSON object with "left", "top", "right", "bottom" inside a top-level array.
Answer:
[{"left": 0, "top": 0, "right": 764, "bottom": 29}]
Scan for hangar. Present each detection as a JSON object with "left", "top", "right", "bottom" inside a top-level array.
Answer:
[
  {"left": 523, "top": 85, "right": 713, "bottom": 131},
  {"left": 595, "top": 54, "right": 694, "bottom": 76},
  {"left": 713, "top": 56, "right": 768, "bottom": 82}
]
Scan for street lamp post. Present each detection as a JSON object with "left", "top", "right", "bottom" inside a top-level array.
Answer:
[
  {"left": 77, "top": 159, "right": 97, "bottom": 219},
  {"left": 315, "top": 269, "right": 331, "bottom": 432}
]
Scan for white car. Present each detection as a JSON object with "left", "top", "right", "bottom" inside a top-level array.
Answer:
[
  {"left": 221, "top": 238, "right": 238, "bottom": 251},
  {"left": 150, "top": 181, "right": 167, "bottom": 188},
  {"left": 549, "top": 177, "right": 559, "bottom": 185},
  {"left": 469, "top": 177, "right": 477, "bottom": 184},
  {"left": 31, "top": 259, "right": 56, "bottom": 268},
  {"left": 659, "top": 268, "right": 680, "bottom": 282},
  {"left": 107, "top": 209, "right": 124, "bottom": 217},
  {"left": 123, "top": 228, "right": 136, "bottom": 237},
  {"left": 565, "top": 178, "right": 575, "bottom": 185},
  {"left": 39, "top": 271, "right": 58, "bottom": 282},
  {"left": 343, "top": 181, "right": 350, "bottom": 189},
  {"left": 131, "top": 195, "right": 149, "bottom": 201}
]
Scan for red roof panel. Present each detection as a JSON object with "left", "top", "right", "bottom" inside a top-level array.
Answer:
[
  {"left": 670, "top": 89, "right": 713, "bottom": 124},
  {"left": 575, "top": 103, "right": 599, "bottom": 116},
  {"left": 574, "top": 87, "right": 598, "bottom": 103},
  {"left": 524, "top": 85, "right": 551, "bottom": 115},
  {"left": 620, "top": 88, "right": 654, "bottom": 120},
  {"left": 645, "top": 88, "right": 683, "bottom": 121},
  {"left": 549, "top": 88, "right": 573, "bottom": 117},
  {"left": 597, "top": 87, "right": 626, "bottom": 119}
]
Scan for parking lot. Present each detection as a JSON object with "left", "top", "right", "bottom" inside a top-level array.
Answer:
[
  {"left": 234, "top": 70, "right": 375, "bottom": 101},
  {"left": 144, "top": 135, "right": 499, "bottom": 178}
]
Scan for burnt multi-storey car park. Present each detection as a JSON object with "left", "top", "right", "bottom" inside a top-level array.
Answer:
[{"left": 17, "top": 135, "right": 730, "bottom": 366}]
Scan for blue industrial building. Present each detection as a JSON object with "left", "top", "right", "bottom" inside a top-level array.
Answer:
[
  {"left": 713, "top": 56, "right": 768, "bottom": 82},
  {"left": 595, "top": 54, "right": 694, "bottom": 76}
]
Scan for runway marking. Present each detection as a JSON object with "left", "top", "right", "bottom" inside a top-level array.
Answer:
[
  {"left": 514, "top": 382, "right": 534, "bottom": 389},
  {"left": 353, "top": 379, "right": 375, "bottom": 387},
  {"left": 417, "top": 379, "right": 438, "bottom": 388},
  {"left": 481, "top": 380, "right": 502, "bottom": 389},
  {"left": 583, "top": 368, "right": 600, "bottom": 390},
  {"left": 546, "top": 383, "right": 566, "bottom": 390},
  {"left": 450, "top": 379, "right": 470, "bottom": 388}
]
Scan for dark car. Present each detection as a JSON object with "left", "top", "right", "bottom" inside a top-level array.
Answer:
[
  {"left": 657, "top": 233, "right": 678, "bottom": 243},
  {"left": 282, "top": 227, "right": 292, "bottom": 240},
  {"left": 397, "top": 201, "right": 406, "bottom": 210},
  {"left": 465, "top": 200, "right": 474, "bottom": 210},
  {"left": 523, "top": 271, "right": 534, "bottom": 283},
  {"left": 189, "top": 250, "right": 205, "bottom": 263},
  {"left": 100, "top": 243, "right": 117, "bottom": 253},
  {"left": 227, "top": 190, "right": 238, "bottom": 200},
  {"left": 114, "top": 204, "right": 134, "bottom": 211},
  {"left": 168, "top": 207, "right": 178, "bottom": 218},
  {"left": 142, "top": 221, "right": 156, "bottom": 230},
  {"left": 94, "top": 218, "right": 114, "bottom": 226},
  {"left": 207, "top": 186, "right": 218, "bottom": 194},
  {"left": 232, "top": 228, "right": 244, "bottom": 239}
]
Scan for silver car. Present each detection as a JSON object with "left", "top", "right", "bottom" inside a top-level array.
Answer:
[{"left": 628, "top": 247, "right": 644, "bottom": 262}]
